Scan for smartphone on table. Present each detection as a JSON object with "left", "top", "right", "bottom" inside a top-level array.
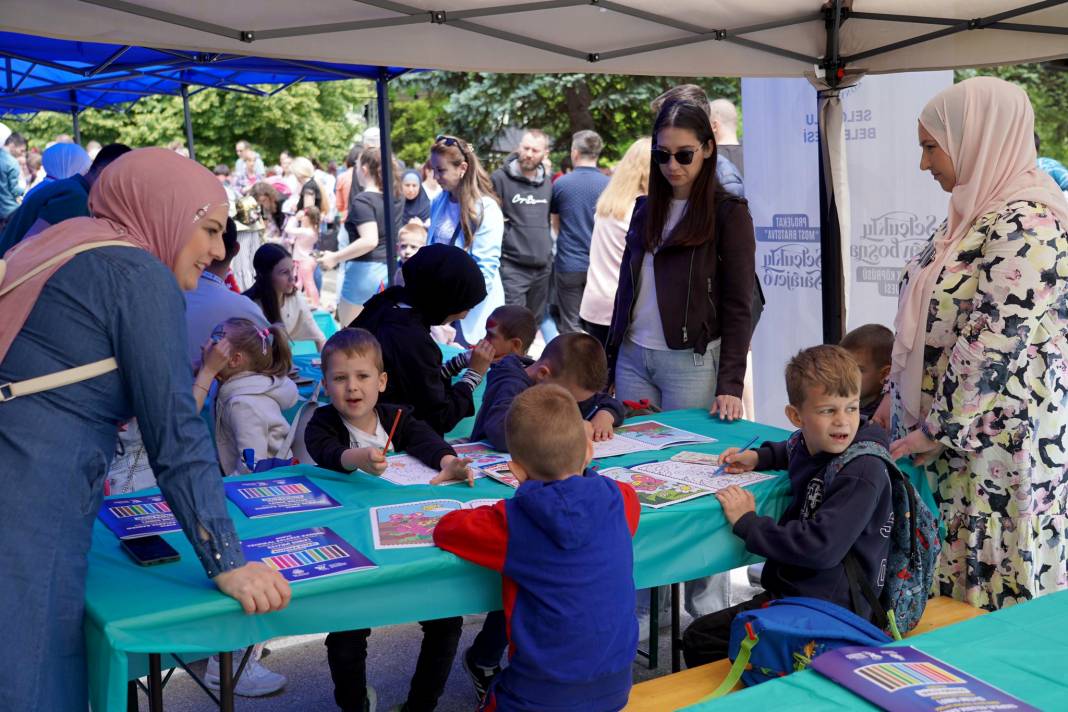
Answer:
[{"left": 121, "top": 535, "right": 181, "bottom": 566}]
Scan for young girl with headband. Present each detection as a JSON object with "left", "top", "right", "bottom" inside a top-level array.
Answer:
[{"left": 211, "top": 317, "right": 300, "bottom": 475}]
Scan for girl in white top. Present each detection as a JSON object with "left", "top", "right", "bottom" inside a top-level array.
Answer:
[
  {"left": 211, "top": 318, "right": 299, "bottom": 475},
  {"left": 581, "top": 137, "right": 652, "bottom": 336},
  {"left": 243, "top": 243, "right": 327, "bottom": 351}
]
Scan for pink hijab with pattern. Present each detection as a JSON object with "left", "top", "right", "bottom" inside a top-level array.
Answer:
[
  {"left": 0, "top": 147, "right": 227, "bottom": 363},
  {"left": 892, "top": 76, "right": 1068, "bottom": 428}
]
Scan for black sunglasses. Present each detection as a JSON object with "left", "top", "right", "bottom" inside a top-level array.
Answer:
[
  {"left": 435, "top": 134, "right": 468, "bottom": 157},
  {"left": 651, "top": 147, "right": 698, "bottom": 166}
]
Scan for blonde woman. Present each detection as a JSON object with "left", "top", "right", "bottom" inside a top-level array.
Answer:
[{"left": 579, "top": 137, "right": 651, "bottom": 345}]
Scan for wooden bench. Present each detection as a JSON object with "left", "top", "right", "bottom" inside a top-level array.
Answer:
[{"left": 623, "top": 597, "right": 987, "bottom": 712}]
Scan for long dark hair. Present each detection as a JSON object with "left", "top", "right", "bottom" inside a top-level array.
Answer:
[
  {"left": 644, "top": 99, "right": 726, "bottom": 252},
  {"left": 359, "top": 147, "right": 401, "bottom": 199},
  {"left": 249, "top": 182, "right": 285, "bottom": 230},
  {"left": 243, "top": 243, "right": 291, "bottom": 324}
]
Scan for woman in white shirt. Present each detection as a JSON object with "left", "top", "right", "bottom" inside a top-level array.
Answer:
[{"left": 243, "top": 243, "right": 326, "bottom": 351}]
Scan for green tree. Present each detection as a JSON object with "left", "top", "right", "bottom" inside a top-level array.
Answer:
[
  {"left": 388, "top": 91, "right": 449, "bottom": 168},
  {"left": 394, "top": 72, "right": 739, "bottom": 166},
  {"left": 11, "top": 80, "right": 373, "bottom": 168}
]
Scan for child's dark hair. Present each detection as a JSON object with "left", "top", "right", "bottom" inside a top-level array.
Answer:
[
  {"left": 222, "top": 318, "right": 292, "bottom": 378},
  {"left": 505, "top": 384, "right": 588, "bottom": 480},
  {"left": 840, "top": 324, "right": 894, "bottom": 369},
  {"left": 321, "top": 328, "right": 385, "bottom": 374},
  {"left": 303, "top": 205, "right": 322, "bottom": 229},
  {"left": 243, "top": 243, "right": 291, "bottom": 324},
  {"left": 539, "top": 333, "right": 608, "bottom": 391},
  {"left": 359, "top": 147, "right": 401, "bottom": 199},
  {"left": 488, "top": 305, "right": 537, "bottom": 353},
  {"left": 785, "top": 345, "right": 860, "bottom": 408}
]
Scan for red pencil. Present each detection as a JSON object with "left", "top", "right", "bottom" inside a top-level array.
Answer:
[{"left": 382, "top": 409, "right": 403, "bottom": 457}]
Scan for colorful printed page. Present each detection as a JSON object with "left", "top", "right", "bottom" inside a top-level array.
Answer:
[
  {"left": 480, "top": 461, "right": 521, "bottom": 488},
  {"left": 670, "top": 451, "right": 723, "bottom": 466},
  {"left": 369, "top": 498, "right": 502, "bottom": 549},
  {"left": 812, "top": 646, "right": 1040, "bottom": 712},
  {"left": 453, "top": 441, "right": 511, "bottom": 469},
  {"left": 240, "top": 526, "right": 376, "bottom": 583},
  {"left": 592, "top": 435, "right": 662, "bottom": 459},
  {"left": 224, "top": 475, "right": 341, "bottom": 518},
  {"left": 632, "top": 460, "right": 776, "bottom": 491},
  {"left": 379, "top": 454, "right": 485, "bottom": 487},
  {"left": 597, "top": 467, "right": 714, "bottom": 508},
  {"left": 613, "top": 420, "right": 718, "bottom": 449},
  {"left": 98, "top": 495, "right": 181, "bottom": 539}
]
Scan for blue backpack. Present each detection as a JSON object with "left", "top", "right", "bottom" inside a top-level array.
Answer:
[
  {"left": 702, "top": 597, "right": 892, "bottom": 698},
  {"left": 821, "top": 439, "right": 941, "bottom": 638}
]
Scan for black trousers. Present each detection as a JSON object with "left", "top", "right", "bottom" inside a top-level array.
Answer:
[
  {"left": 681, "top": 593, "right": 773, "bottom": 668},
  {"left": 325, "top": 616, "right": 463, "bottom": 712},
  {"left": 500, "top": 258, "right": 551, "bottom": 322}
]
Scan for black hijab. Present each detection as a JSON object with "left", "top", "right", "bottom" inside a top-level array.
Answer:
[
  {"left": 401, "top": 169, "right": 431, "bottom": 224},
  {"left": 353, "top": 244, "right": 486, "bottom": 330}
]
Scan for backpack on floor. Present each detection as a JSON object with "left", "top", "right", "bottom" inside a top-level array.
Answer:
[
  {"left": 702, "top": 597, "right": 892, "bottom": 698},
  {"left": 821, "top": 439, "right": 941, "bottom": 639}
]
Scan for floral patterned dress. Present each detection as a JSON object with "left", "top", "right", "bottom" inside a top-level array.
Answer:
[{"left": 891, "top": 200, "right": 1068, "bottom": 611}]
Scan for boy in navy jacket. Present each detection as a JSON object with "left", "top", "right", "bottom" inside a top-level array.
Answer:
[
  {"left": 436, "top": 384, "right": 640, "bottom": 712},
  {"left": 682, "top": 345, "right": 893, "bottom": 667},
  {"left": 471, "top": 332, "right": 625, "bottom": 449}
]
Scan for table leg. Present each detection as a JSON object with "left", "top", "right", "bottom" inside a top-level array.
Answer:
[
  {"left": 218, "top": 651, "right": 235, "bottom": 712},
  {"left": 647, "top": 586, "right": 659, "bottom": 669},
  {"left": 671, "top": 582, "right": 682, "bottom": 673},
  {"left": 127, "top": 680, "right": 139, "bottom": 712},
  {"left": 147, "top": 654, "right": 163, "bottom": 712}
]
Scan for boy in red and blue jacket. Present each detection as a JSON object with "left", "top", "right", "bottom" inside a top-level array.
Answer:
[{"left": 435, "top": 384, "right": 640, "bottom": 712}]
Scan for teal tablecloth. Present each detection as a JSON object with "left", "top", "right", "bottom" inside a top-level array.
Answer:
[
  {"left": 682, "top": 589, "right": 1068, "bottom": 711},
  {"left": 84, "top": 409, "right": 933, "bottom": 711}
]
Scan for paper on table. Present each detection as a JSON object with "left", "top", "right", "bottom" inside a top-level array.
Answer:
[
  {"left": 670, "top": 451, "right": 723, "bottom": 466},
  {"left": 379, "top": 454, "right": 484, "bottom": 487},
  {"left": 453, "top": 441, "right": 512, "bottom": 469},
  {"left": 613, "top": 420, "right": 718, "bottom": 449},
  {"left": 369, "top": 498, "right": 502, "bottom": 549},
  {"left": 598, "top": 466, "right": 714, "bottom": 508},
  {"left": 632, "top": 460, "right": 776, "bottom": 491},
  {"left": 480, "top": 461, "right": 521, "bottom": 488},
  {"left": 240, "top": 526, "right": 376, "bottom": 582},
  {"left": 592, "top": 436, "right": 662, "bottom": 459}
]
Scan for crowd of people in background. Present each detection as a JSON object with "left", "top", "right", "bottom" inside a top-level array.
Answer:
[{"left": 3, "top": 75, "right": 1068, "bottom": 712}]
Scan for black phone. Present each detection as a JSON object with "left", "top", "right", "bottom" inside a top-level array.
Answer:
[{"left": 121, "top": 535, "right": 181, "bottom": 566}]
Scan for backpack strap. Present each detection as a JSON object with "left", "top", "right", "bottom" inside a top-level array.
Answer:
[
  {"left": 278, "top": 379, "right": 322, "bottom": 456},
  {"left": 698, "top": 626, "right": 759, "bottom": 702},
  {"left": 0, "top": 240, "right": 136, "bottom": 402}
]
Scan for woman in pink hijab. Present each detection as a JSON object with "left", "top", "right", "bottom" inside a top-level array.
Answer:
[
  {"left": 880, "top": 77, "right": 1068, "bottom": 611},
  {"left": 0, "top": 148, "right": 290, "bottom": 710}
]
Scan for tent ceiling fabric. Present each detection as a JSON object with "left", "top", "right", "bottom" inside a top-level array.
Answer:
[{"left": 0, "top": 1, "right": 1066, "bottom": 78}]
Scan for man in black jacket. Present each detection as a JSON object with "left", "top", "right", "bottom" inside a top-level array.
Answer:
[{"left": 492, "top": 129, "right": 554, "bottom": 322}]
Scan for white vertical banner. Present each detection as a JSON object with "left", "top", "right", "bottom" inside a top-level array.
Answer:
[
  {"left": 842, "top": 71, "right": 953, "bottom": 330},
  {"left": 742, "top": 78, "right": 823, "bottom": 428}
]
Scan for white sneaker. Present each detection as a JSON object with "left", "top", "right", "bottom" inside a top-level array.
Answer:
[
  {"left": 367, "top": 685, "right": 377, "bottom": 712},
  {"left": 205, "top": 652, "right": 287, "bottom": 697}
]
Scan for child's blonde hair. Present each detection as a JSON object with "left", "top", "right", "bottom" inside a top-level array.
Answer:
[
  {"left": 398, "top": 222, "right": 428, "bottom": 244},
  {"left": 785, "top": 345, "right": 860, "bottom": 408},
  {"left": 505, "top": 384, "right": 588, "bottom": 480},
  {"left": 221, "top": 318, "right": 292, "bottom": 378}
]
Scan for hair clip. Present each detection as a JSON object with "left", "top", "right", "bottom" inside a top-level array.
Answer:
[
  {"left": 192, "top": 204, "right": 211, "bottom": 223},
  {"left": 259, "top": 327, "right": 273, "bottom": 354}
]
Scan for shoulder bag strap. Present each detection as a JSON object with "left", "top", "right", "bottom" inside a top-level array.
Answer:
[{"left": 0, "top": 241, "right": 137, "bottom": 402}]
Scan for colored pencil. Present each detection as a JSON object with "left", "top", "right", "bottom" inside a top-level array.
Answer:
[
  {"left": 711, "top": 434, "right": 761, "bottom": 476},
  {"left": 382, "top": 409, "right": 403, "bottom": 457}
]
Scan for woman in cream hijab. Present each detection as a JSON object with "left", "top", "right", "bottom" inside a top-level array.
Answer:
[
  {"left": 0, "top": 149, "right": 290, "bottom": 709},
  {"left": 883, "top": 77, "right": 1068, "bottom": 611}
]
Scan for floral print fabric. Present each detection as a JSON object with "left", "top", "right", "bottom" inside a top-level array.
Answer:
[{"left": 892, "top": 200, "right": 1068, "bottom": 611}]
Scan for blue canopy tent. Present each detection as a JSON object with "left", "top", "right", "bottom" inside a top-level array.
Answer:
[{"left": 0, "top": 31, "right": 412, "bottom": 276}]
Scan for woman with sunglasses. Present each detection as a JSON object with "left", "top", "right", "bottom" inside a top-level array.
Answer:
[
  {"left": 427, "top": 135, "right": 505, "bottom": 343},
  {"left": 606, "top": 99, "right": 756, "bottom": 421}
]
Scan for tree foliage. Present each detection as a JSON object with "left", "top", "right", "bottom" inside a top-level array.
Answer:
[{"left": 10, "top": 81, "right": 372, "bottom": 168}]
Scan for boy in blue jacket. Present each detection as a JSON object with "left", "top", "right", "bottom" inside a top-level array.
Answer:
[
  {"left": 471, "top": 332, "right": 625, "bottom": 448},
  {"left": 682, "top": 345, "right": 894, "bottom": 666},
  {"left": 435, "top": 384, "right": 641, "bottom": 711}
]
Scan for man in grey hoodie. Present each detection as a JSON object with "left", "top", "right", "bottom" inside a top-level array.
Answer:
[{"left": 491, "top": 129, "right": 554, "bottom": 322}]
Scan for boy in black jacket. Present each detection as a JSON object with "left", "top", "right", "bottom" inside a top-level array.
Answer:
[
  {"left": 304, "top": 327, "right": 471, "bottom": 712},
  {"left": 682, "top": 345, "right": 894, "bottom": 667}
]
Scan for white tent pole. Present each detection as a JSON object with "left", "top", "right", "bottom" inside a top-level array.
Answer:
[{"left": 376, "top": 69, "right": 396, "bottom": 287}]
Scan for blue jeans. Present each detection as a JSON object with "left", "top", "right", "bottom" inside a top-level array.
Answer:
[{"left": 614, "top": 337, "right": 721, "bottom": 411}]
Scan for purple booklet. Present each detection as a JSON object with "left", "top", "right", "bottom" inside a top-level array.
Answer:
[
  {"left": 224, "top": 475, "right": 341, "bottom": 518},
  {"left": 240, "top": 526, "right": 376, "bottom": 583},
  {"left": 812, "top": 645, "right": 1040, "bottom": 712},
  {"left": 97, "top": 494, "right": 181, "bottom": 539}
]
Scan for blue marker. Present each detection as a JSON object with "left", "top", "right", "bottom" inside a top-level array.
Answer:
[{"left": 712, "top": 435, "right": 761, "bottom": 476}]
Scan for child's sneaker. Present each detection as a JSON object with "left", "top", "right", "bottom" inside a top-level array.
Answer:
[
  {"left": 463, "top": 646, "right": 501, "bottom": 703},
  {"left": 366, "top": 686, "right": 377, "bottom": 712},
  {"left": 204, "top": 653, "right": 287, "bottom": 697}
]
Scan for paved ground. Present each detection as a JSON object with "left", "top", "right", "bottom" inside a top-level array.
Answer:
[{"left": 128, "top": 571, "right": 761, "bottom": 711}]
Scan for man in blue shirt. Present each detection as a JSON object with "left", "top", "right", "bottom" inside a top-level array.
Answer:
[
  {"left": 550, "top": 130, "right": 611, "bottom": 334},
  {"left": 0, "top": 132, "right": 27, "bottom": 232}
]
